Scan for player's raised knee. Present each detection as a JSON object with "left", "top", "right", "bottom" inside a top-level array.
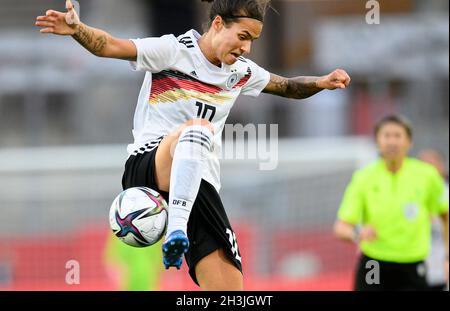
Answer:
[
  {"left": 184, "top": 118, "right": 215, "bottom": 134},
  {"left": 177, "top": 119, "right": 214, "bottom": 153}
]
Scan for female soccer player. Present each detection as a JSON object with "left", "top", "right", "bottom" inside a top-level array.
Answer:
[{"left": 36, "top": 0, "right": 350, "bottom": 290}]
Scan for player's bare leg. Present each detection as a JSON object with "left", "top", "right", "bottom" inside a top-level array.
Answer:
[
  {"left": 155, "top": 119, "right": 215, "bottom": 269},
  {"left": 195, "top": 248, "right": 244, "bottom": 291}
]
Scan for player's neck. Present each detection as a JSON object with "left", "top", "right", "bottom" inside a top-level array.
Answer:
[
  {"left": 198, "top": 33, "right": 221, "bottom": 67},
  {"left": 384, "top": 157, "right": 405, "bottom": 173}
]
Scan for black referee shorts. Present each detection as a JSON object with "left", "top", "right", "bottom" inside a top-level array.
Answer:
[
  {"left": 355, "top": 254, "right": 428, "bottom": 291},
  {"left": 121, "top": 141, "right": 243, "bottom": 286}
]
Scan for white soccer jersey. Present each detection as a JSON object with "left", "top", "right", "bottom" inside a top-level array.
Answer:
[{"left": 128, "top": 29, "right": 271, "bottom": 192}]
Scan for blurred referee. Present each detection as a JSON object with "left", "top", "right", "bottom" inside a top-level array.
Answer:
[{"left": 334, "top": 115, "right": 449, "bottom": 291}]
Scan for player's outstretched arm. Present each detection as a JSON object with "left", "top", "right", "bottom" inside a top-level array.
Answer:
[
  {"left": 35, "top": 0, "right": 137, "bottom": 61},
  {"left": 263, "top": 69, "right": 351, "bottom": 99}
]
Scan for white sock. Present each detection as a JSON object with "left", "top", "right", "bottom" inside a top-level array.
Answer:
[{"left": 166, "top": 125, "right": 213, "bottom": 238}]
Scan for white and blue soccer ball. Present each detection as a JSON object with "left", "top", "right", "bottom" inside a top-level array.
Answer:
[{"left": 109, "top": 187, "right": 168, "bottom": 247}]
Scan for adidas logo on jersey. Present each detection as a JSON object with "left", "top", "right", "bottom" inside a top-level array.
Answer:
[
  {"left": 179, "top": 36, "right": 194, "bottom": 48},
  {"left": 190, "top": 71, "right": 198, "bottom": 78}
]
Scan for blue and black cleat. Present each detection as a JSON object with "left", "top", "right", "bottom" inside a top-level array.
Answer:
[{"left": 162, "top": 230, "right": 189, "bottom": 270}]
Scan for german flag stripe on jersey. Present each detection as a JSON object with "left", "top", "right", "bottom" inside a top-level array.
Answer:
[
  {"left": 149, "top": 69, "right": 251, "bottom": 105},
  {"left": 234, "top": 67, "right": 252, "bottom": 88}
]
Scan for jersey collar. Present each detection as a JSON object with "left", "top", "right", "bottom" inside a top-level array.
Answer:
[{"left": 378, "top": 157, "right": 410, "bottom": 175}]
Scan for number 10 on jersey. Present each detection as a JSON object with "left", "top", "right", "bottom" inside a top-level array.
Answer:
[{"left": 195, "top": 101, "right": 216, "bottom": 122}]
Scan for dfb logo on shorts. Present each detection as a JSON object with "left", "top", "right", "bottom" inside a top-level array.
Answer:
[
  {"left": 226, "top": 228, "right": 242, "bottom": 262},
  {"left": 172, "top": 199, "right": 187, "bottom": 207}
]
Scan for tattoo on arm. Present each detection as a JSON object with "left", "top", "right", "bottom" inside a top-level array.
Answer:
[
  {"left": 263, "top": 74, "right": 323, "bottom": 99},
  {"left": 73, "top": 24, "right": 107, "bottom": 56}
]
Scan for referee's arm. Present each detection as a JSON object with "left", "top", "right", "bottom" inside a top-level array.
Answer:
[
  {"left": 334, "top": 220, "right": 377, "bottom": 243},
  {"left": 429, "top": 169, "right": 449, "bottom": 266},
  {"left": 334, "top": 173, "right": 376, "bottom": 243},
  {"left": 440, "top": 211, "right": 449, "bottom": 260},
  {"left": 334, "top": 220, "right": 358, "bottom": 242}
]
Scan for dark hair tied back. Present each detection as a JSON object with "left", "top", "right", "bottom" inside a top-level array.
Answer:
[{"left": 201, "top": 0, "right": 271, "bottom": 25}]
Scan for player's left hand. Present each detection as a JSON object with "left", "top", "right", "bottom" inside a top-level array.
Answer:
[{"left": 317, "top": 69, "right": 351, "bottom": 90}]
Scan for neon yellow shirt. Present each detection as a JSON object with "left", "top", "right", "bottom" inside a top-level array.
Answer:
[
  {"left": 338, "top": 158, "right": 448, "bottom": 263},
  {"left": 104, "top": 234, "right": 163, "bottom": 291}
]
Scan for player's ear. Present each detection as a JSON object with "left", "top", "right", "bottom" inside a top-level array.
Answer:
[{"left": 212, "top": 15, "right": 224, "bottom": 32}]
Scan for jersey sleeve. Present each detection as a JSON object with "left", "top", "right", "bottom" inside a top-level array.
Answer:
[
  {"left": 129, "top": 34, "right": 180, "bottom": 73},
  {"left": 427, "top": 168, "right": 449, "bottom": 216},
  {"left": 240, "top": 58, "right": 270, "bottom": 97},
  {"left": 337, "top": 171, "right": 365, "bottom": 225}
]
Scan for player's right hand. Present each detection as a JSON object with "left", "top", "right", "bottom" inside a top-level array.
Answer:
[{"left": 35, "top": 0, "right": 80, "bottom": 36}]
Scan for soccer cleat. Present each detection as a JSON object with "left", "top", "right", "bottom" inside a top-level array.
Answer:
[{"left": 162, "top": 230, "right": 189, "bottom": 270}]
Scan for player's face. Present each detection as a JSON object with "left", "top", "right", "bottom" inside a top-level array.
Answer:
[
  {"left": 212, "top": 18, "right": 263, "bottom": 65},
  {"left": 376, "top": 123, "right": 412, "bottom": 161}
]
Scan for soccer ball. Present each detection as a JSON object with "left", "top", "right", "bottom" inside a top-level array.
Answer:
[{"left": 109, "top": 187, "right": 168, "bottom": 247}]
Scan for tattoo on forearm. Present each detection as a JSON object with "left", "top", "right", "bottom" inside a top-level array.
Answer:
[
  {"left": 73, "top": 24, "right": 107, "bottom": 55},
  {"left": 286, "top": 77, "right": 322, "bottom": 99},
  {"left": 73, "top": 25, "right": 93, "bottom": 49},
  {"left": 93, "top": 36, "right": 107, "bottom": 53},
  {"left": 264, "top": 74, "right": 323, "bottom": 99},
  {"left": 267, "top": 75, "right": 288, "bottom": 95}
]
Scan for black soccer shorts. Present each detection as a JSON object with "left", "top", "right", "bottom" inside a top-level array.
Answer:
[
  {"left": 121, "top": 140, "right": 243, "bottom": 285},
  {"left": 354, "top": 254, "right": 428, "bottom": 291}
]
